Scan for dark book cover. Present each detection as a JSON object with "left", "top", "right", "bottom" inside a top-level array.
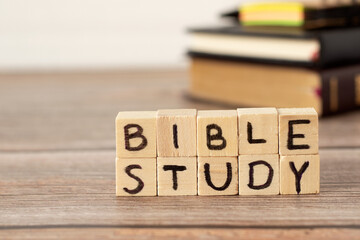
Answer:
[
  {"left": 221, "top": 5, "right": 360, "bottom": 30},
  {"left": 189, "top": 56, "right": 360, "bottom": 115},
  {"left": 321, "top": 65, "right": 360, "bottom": 115},
  {"left": 188, "top": 26, "right": 360, "bottom": 68}
]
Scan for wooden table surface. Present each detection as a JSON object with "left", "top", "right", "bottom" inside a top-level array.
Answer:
[{"left": 1, "top": 70, "right": 360, "bottom": 239}]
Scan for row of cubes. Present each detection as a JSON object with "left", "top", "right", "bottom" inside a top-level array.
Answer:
[
  {"left": 116, "top": 108, "right": 319, "bottom": 158},
  {"left": 116, "top": 155, "right": 320, "bottom": 196},
  {"left": 115, "top": 108, "right": 319, "bottom": 196}
]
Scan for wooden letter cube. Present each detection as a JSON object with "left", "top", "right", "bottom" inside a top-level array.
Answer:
[
  {"left": 238, "top": 108, "right": 278, "bottom": 154},
  {"left": 197, "top": 110, "right": 238, "bottom": 157},
  {"left": 157, "top": 157, "right": 197, "bottom": 196},
  {"left": 116, "top": 111, "right": 157, "bottom": 158},
  {"left": 280, "top": 154, "right": 320, "bottom": 195},
  {"left": 116, "top": 157, "right": 157, "bottom": 196},
  {"left": 239, "top": 154, "right": 279, "bottom": 195},
  {"left": 157, "top": 109, "right": 197, "bottom": 157},
  {"left": 198, "top": 157, "right": 238, "bottom": 195},
  {"left": 278, "top": 108, "right": 318, "bottom": 155}
]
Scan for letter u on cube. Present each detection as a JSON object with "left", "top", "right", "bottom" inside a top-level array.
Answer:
[{"left": 115, "top": 108, "right": 319, "bottom": 197}]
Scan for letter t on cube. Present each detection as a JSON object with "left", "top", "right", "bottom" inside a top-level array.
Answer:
[{"left": 116, "top": 111, "right": 157, "bottom": 158}]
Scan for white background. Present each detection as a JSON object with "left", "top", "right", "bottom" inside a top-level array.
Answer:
[{"left": 0, "top": 0, "right": 240, "bottom": 71}]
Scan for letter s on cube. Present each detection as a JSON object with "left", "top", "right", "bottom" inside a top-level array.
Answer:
[{"left": 116, "top": 111, "right": 157, "bottom": 158}]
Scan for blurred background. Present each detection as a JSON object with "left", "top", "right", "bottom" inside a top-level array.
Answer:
[
  {"left": 1, "top": 0, "right": 360, "bottom": 151},
  {"left": 1, "top": 1, "right": 360, "bottom": 237},
  {"left": 0, "top": 0, "right": 239, "bottom": 71}
]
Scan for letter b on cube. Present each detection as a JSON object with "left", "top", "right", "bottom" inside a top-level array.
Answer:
[
  {"left": 197, "top": 110, "right": 238, "bottom": 157},
  {"left": 116, "top": 111, "right": 157, "bottom": 158}
]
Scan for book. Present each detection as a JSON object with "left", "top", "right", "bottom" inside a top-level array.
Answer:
[
  {"left": 246, "top": 0, "right": 360, "bottom": 9},
  {"left": 189, "top": 57, "right": 360, "bottom": 116},
  {"left": 238, "top": 2, "right": 360, "bottom": 29},
  {"left": 188, "top": 26, "right": 360, "bottom": 68}
]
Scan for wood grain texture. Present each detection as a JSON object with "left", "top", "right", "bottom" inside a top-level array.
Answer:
[
  {"left": 116, "top": 111, "right": 157, "bottom": 158},
  {"left": 1, "top": 228, "right": 359, "bottom": 240},
  {"left": 238, "top": 108, "right": 279, "bottom": 154},
  {"left": 116, "top": 157, "right": 157, "bottom": 196},
  {"left": 0, "top": 70, "right": 360, "bottom": 238},
  {"left": 0, "top": 149, "right": 359, "bottom": 228},
  {"left": 239, "top": 154, "right": 280, "bottom": 195},
  {"left": 197, "top": 110, "right": 238, "bottom": 157},
  {"left": 280, "top": 154, "right": 320, "bottom": 195},
  {"left": 156, "top": 109, "right": 197, "bottom": 157},
  {"left": 197, "top": 157, "right": 239, "bottom": 195},
  {"left": 0, "top": 70, "right": 212, "bottom": 152},
  {"left": 278, "top": 108, "right": 319, "bottom": 155},
  {"left": 157, "top": 157, "right": 197, "bottom": 196},
  {"left": 0, "top": 70, "right": 359, "bottom": 151}
]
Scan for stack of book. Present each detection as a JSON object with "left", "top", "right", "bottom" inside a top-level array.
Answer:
[{"left": 187, "top": 0, "right": 360, "bottom": 116}]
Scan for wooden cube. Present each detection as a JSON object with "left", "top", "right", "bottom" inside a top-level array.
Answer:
[
  {"left": 157, "top": 109, "right": 197, "bottom": 157},
  {"left": 198, "top": 157, "right": 238, "bottom": 195},
  {"left": 239, "top": 154, "right": 279, "bottom": 195},
  {"left": 116, "top": 157, "right": 156, "bottom": 196},
  {"left": 280, "top": 154, "right": 320, "bottom": 195},
  {"left": 116, "top": 111, "right": 157, "bottom": 158},
  {"left": 278, "top": 108, "right": 318, "bottom": 155},
  {"left": 197, "top": 110, "right": 238, "bottom": 157},
  {"left": 157, "top": 157, "right": 197, "bottom": 196},
  {"left": 238, "top": 108, "right": 278, "bottom": 154}
]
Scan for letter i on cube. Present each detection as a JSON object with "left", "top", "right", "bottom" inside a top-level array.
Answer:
[
  {"left": 156, "top": 109, "right": 197, "bottom": 196},
  {"left": 115, "top": 108, "right": 320, "bottom": 196}
]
